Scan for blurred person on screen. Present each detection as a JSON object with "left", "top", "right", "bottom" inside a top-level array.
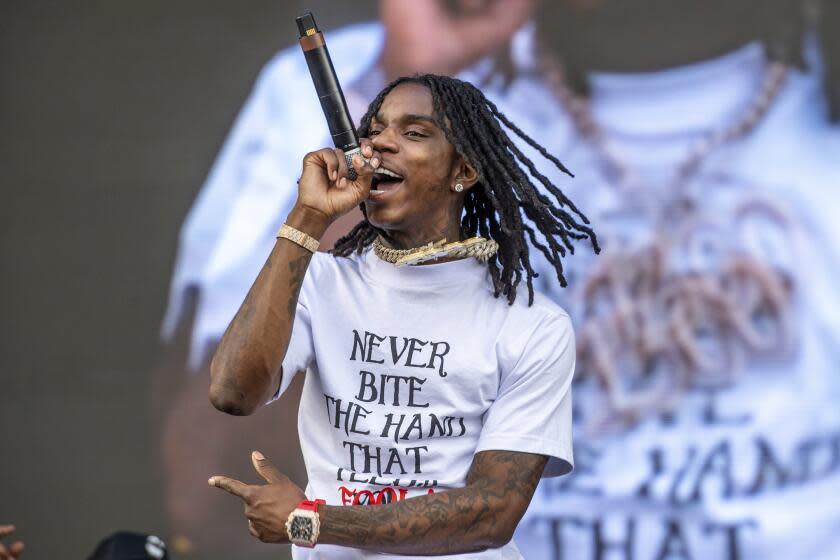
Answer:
[{"left": 157, "top": 0, "right": 840, "bottom": 558}]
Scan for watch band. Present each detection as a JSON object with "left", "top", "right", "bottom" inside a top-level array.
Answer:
[
  {"left": 298, "top": 499, "right": 326, "bottom": 512},
  {"left": 277, "top": 223, "right": 320, "bottom": 253}
]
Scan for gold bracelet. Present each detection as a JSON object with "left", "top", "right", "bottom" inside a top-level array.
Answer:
[{"left": 276, "top": 224, "right": 320, "bottom": 253}]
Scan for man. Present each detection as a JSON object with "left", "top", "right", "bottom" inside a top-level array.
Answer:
[
  {"left": 207, "top": 75, "right": 597, "bottom": 557},
  {"left": 155, "top": 3, "right": 537, "bottom": 555}
]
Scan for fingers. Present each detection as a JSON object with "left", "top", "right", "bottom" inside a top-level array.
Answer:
[
  {"left": 359, "top": 139, "right": 382, "bottom": 169},
  {"left": 247, "top": 519, "right": 260, "bottom": 539},
  {"left": 321, "top": 148, "right": 340, "bottom": 184},
  {"left": 333, "top": 148, "right": 351, "bottom": 188},
  {"left": 251, "top": 450, "right": 286, "bottom": 485},
  {"left": 0, "top": 525, "right": 21, "bottom": 560},
  {"left": 208, "top": 475, "right": 251, "bottom": 500},
  {"left": 350, "top": 152, "right": 377, "bottom": 189},
  {"left": 301, "top": 147, "right": 341, "bottom": 185},
  {"left": 333, "top": 144, "right": 381, "bottom": 189},
  {"left": 0, "top": 540, "right": 22, "bottom": 560},
  {"left": 360, "top": 138, "right": 373, "bottom": 157}
]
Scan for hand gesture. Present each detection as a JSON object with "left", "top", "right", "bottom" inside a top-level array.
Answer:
[
  {"left": 380, "top": 0, "right": 537, "bottom": 78},
  {"left": 0, "top": 525, "right": 24, "bottom": 559},
  {"left": 295, "top": 139, "right": 381, "bottom": 227},
  {"left": 208, "top": 451, "right": 306, "bottom": 543}
]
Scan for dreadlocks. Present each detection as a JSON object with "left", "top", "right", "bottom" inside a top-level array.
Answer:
[{"left": 331, "top": 74, "right": 600, "bottom": 306}]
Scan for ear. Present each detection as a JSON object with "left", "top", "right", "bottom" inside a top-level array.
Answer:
[{"left": 452, "top": 156, "right": 480, "bottom": 192}]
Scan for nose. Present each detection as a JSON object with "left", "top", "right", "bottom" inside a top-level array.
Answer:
[{"left": 369, "top": 127, "right": 398, "bottom": 154}]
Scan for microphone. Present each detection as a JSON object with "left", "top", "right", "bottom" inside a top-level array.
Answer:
[{"left": 296, "top": 12, "right": 361, "bottom": 180}]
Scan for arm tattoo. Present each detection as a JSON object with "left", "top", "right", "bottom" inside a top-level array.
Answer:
[
  {"left": 210, "top": 243, "right": 313, "bottom": 414},
  {"left": 286, "top": 253, "right": 310, "bottom": 318},
  {"left": 319, "top": 450, "right": 548, "bottom": 555}
]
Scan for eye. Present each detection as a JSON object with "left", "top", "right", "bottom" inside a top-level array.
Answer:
[
  {"left": 369, "top": 129, "right": 382, "bottom": 136},
  {"left": 405, "top": 130, "right": 427, "bottom": 138}
]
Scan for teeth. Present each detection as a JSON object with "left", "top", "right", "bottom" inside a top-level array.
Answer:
[{"left": 377, "top": 168, "right": 403, "bottom": 180}]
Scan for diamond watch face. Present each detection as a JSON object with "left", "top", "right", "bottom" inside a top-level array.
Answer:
[{"left": 290, "top": 516, "right": 314, "bottom": 541}]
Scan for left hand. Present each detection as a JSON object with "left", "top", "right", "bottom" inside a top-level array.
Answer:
[{"left": 208, "top": 451, "right": 306, "bottom": 543}]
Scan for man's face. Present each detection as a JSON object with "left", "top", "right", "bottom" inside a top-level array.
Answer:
[{"left": 363, "top": 82, "right": 460, "bottom": 232}]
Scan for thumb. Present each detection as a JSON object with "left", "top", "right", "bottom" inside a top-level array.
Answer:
[{"left": 251, "top": 450, "right": 285, "bottom": 484}]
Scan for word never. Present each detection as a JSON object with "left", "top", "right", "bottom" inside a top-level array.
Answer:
[{"left": 351, "top": 329, "right": 450, "bottom": 377}]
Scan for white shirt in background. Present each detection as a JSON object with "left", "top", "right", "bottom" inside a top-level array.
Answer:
[{"left": 162, "top": 21, "right": 840, "bottom": 560}]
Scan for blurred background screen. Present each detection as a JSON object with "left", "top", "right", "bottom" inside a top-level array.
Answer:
[{"left": 2, "top": 1, "right": 839, "bottom": 559}]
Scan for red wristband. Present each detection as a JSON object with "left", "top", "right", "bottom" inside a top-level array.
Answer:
[{"left": 297, "top": 499, "right": 326, "bottom": 513}]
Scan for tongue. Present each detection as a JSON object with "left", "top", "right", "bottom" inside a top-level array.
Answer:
[{"left": 376, "top": 179, "right": 402, "bottom": 191}]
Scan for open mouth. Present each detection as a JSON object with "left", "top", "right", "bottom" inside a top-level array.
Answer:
[{"left": 369, "top": 166, "right": 404, "bottom": 200}]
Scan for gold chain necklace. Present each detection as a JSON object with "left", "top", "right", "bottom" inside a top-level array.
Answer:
[
  {"left": 538, "top": 51, "right": 796, "bottom": 431},
  {"left": 539, "top": 51, "right": 788, "bottom": 208},
  {"left": 373, "top": 236, "right": 499, "bottom": 267}
]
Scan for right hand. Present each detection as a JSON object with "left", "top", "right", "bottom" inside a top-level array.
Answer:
[{"left": 295, "top": 139, "right": 381, "bottom": 227}]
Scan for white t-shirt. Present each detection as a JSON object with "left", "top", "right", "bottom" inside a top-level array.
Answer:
[
  {"left": 502, "top": 34, "right": 840, "bottom": 560},
  {"left": 272, "top": 248, "right": 576, "bottom": 559}
]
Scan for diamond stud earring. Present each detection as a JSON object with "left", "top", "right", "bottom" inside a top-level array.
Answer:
[{"left": 454, "top": 183, "right": 464, "bottom": 193}]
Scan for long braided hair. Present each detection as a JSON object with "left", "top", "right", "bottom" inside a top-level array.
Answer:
[{"left": 331, "top": 74, "right": 600, "bottom": 305}]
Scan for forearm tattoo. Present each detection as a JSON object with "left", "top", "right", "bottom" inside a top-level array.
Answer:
[
  {"left": 319, "top": 450, "right": 548, "bottom": 555},
  {"left": 211, "top": 246, "right": 312, "bottom": 413},
  {"left": 286, "top": 253, "right": 310, "bottom": 319}
]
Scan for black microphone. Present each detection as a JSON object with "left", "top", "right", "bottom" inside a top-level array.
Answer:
[{"left": 296, "top": 12, "right": 361, "bottom": 180}]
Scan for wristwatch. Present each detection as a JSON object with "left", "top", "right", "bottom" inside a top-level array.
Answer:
[{"left": 285, "top": 499, "right": 326, "bottom": 548}]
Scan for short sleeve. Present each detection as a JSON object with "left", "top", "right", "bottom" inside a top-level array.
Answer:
[
  {"left": 268, "top": 253, "right": 321, "bottom": 403},
  {"left": 476, "top": 311, "right": 576, "bottom": 477}
]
